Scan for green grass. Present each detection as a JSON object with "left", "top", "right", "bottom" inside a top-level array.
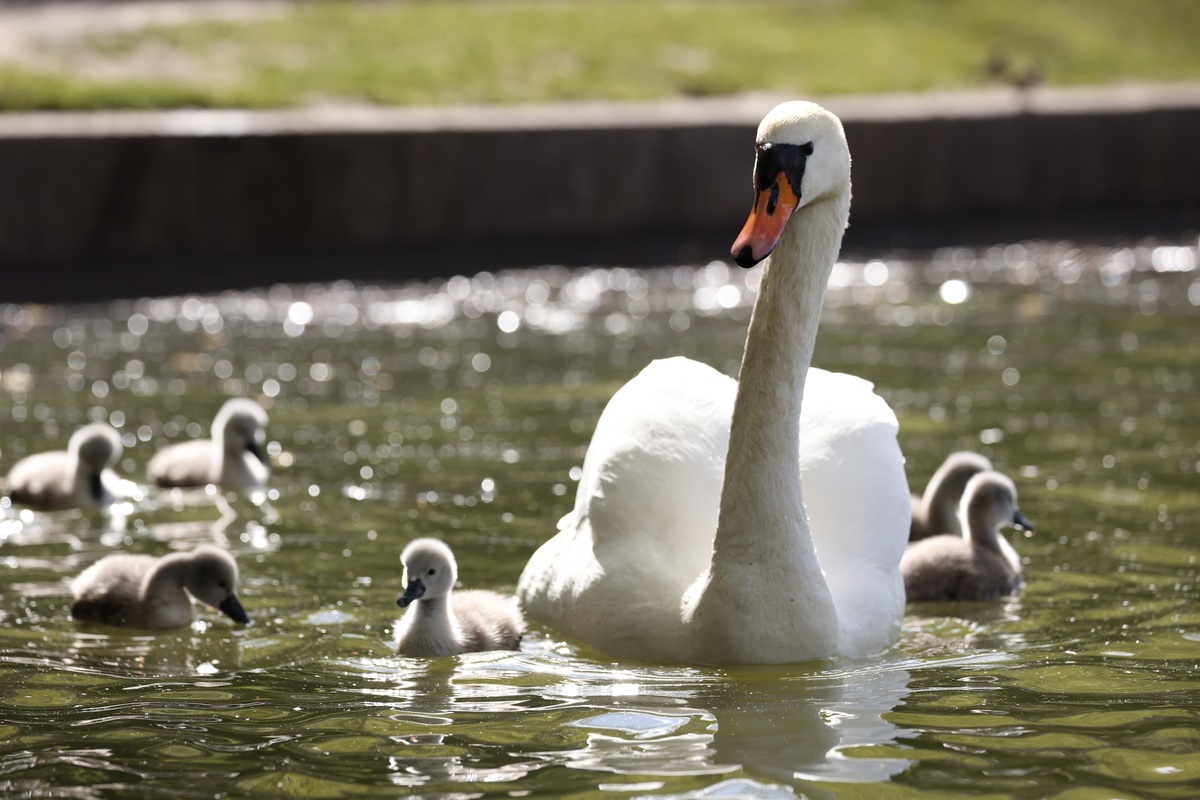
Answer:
[{"left": 3, "top": 0, "right": 1200, "bottom": 111}]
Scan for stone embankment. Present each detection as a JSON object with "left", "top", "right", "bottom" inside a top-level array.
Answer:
[{"left": 2, "top": 84, "right": 1198, "bottom": 301}]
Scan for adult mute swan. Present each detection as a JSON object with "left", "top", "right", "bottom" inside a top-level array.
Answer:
[{"left": 517, "top": 101, "right": 911, "bottom": 664}]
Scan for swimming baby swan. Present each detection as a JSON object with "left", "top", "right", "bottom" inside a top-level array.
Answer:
[
  {"left": 901, "top": 471, "right": 1033, "bottom": 602},
  {"left": 909, "top": 451, "right": 993, "bottom": 541},
  {"left": 395, "top": 538, "right": 524, "bottom": 657},
  {"left": 71, "top": 544, "right": 250, "bottom": 628},
  {"left": 148, "top": 398, "right": 269, "bottom": 489},
  {"left": 5, "top": 423, "right": 123, "bottom": 511}
]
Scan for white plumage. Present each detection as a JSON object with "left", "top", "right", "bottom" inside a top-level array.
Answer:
[{"left": 518, "top": 102, "right": 910, "bottom": 664}]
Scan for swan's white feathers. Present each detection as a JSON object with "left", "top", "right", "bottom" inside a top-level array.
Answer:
[
  {"left": 521, "top": 359, "right": 910, "bottom": 661},
  {"left": 796, "top": 369, "right": 909, "bottom": 655},
  {"left": 519, "top": 357, "right": 733, "bottom": 657},
  {"left": 518, "top": 101, "right": 909, "bottom": 663}
]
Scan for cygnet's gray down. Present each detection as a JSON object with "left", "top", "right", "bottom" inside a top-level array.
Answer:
[
  {"left": 395, "top": 538, "right": 524, "bottom": 657},
  {"left": 909, "top": 451, "right": 993, "bottom": 541},
  {"left": 901, "top": 471, "right": 1033, "bottom": 602},
  {"left": 71, "top": 544, "right": 251, "bottom": 628},
  {"left": 148, "top": 398, "right": 268, "bottom": 488},
  {"left": 5, "top": 423, "right": 123, "bottom": 511}
]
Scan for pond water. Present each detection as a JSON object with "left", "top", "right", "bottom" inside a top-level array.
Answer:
[{"left": 1, "top": 237, "right": 1198, "bottom": 798}]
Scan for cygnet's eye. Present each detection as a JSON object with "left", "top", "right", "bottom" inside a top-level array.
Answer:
[{"left": 427, "top": 569, "right": 436, "bottom": 576}]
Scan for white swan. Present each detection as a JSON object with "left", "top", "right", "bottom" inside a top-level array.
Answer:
[
  {"left": 909, "top": 451, "right": 993, "bottom": 541},
  {"left": 517, "top": 101, "right": 910, "bottom": 664},
  {"left": 901, "top": 471, "right": 1032, "bottom": 601},
  {"left": 395, "top": 538, "right": 525, "bottom": 657},
  {"left": 71, "top": 544, "right": 250, "bottom": 628},
  {"left": 148, "top": 398, "right": 269, "bottom": 488},
  {"left": 5, "top": 423, "right": 124, "bottom": 511}
]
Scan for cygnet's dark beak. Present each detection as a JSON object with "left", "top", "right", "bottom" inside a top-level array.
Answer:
[
  {"left": 247, "top": 439, "right": 268, "bottom": 464},
  {"left": 219, "top": 594, "right": 250, "bottom": 624},
  {"left": 397, "top": 579, "right": 426, "bottom": 608},
  {"left": 1012, "top": 510, "right": 1034, "bottom": 533},
  {"left": 89, "top": 471, "right": 105, "bottom": 502}
]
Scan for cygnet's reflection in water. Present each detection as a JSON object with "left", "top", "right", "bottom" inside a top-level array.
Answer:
[{"left": 66, "top": 623, "right": 244, "bottom": 678}]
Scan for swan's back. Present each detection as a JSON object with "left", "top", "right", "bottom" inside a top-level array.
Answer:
[
  {"left": 520, "top": 359, "right": 908, "bottom": 661},
  {"left": 798, "top": 368, "right": 910, "bottom": 656},
  {"left": 518, "top": 356, "right": 735, "bottom": 656}
]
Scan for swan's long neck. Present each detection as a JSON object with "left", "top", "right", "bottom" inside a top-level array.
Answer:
[
  {"left": 681, "top": 189, "right": 849, "bottom": 660},
  {"left": 712, "top": 192, "right": 847, "bottom": 562}
]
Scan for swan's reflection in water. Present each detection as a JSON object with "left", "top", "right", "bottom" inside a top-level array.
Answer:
[{"left": 363, "top": 637, "right": 914, "bottom": 794}]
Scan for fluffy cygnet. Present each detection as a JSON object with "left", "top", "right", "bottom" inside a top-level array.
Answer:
[
  {"left": 395, "top": 538, "right": 524, "bottom": 657},
  {"left": 5, "top": 423, "right": 124, "bottom": 511},
  {"left": 909, "top": 451, "right": 993, "bottom": 541},
  {"left": 901, "top": 471, "right": 1033, "bottom": 602},
  {"left": 71, "top": 544, "right": 250, "bottom": 628},
  {"left": 148, "top": 398, "right": 268, "bottom": 489}
]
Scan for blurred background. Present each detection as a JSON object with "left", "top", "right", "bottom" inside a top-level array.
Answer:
[{"left": 2, "top": 0, "right": 1198, "bottom": 299}]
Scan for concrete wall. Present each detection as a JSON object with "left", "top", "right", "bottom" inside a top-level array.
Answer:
[{"left": 2, "top": 84, "right": 1198, "bottom": 302}]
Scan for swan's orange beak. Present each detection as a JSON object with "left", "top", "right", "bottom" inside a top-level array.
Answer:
[{"left": 731, "top": 173, "right": 799, "bottom": 268}]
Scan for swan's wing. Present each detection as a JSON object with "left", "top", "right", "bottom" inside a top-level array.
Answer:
[
  {"left": 798, "top": 368, "right": 910, "bottom": 656},
  {"left": 518, "top": 357, "right": 735, "bottom": 653},
  {"left": 574, "top": 356, "right": 734, "bottom": 560}
]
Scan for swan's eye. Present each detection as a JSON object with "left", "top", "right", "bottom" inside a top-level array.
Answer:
[
  {"left": 428, "top": 569, "right": 436, "bottom": 576},
  {"left": 802, "top": 142, "right": 814, "bottom": 156}
]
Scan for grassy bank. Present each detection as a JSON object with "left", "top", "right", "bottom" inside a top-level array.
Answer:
[{"left": 3, "top": 0, "right": 1200, "bottom": 111}]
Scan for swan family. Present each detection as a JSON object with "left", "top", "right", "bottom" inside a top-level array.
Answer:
[{"left": 4, "top": 101, "right": 1034, "bottom": 657}]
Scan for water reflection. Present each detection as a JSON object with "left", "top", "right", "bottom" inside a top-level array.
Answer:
[{"left": 1, "top": 236, "right": 1198, "bottom": 796}]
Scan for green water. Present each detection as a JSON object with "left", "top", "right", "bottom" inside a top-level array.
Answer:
[{"left": 1, "top": 240, "right": 1197, "bottom": 798}]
